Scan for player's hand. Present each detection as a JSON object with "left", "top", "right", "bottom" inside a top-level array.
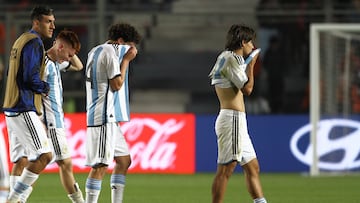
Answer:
[
  {"left": 247, "top": 48, "right": 261, "bottom": 66},
  {"left": 124, "top": 46, "right": 138, "bottom": 62},
  {"left": 252, "top": 51, "right": 259, "bottom": 61}
]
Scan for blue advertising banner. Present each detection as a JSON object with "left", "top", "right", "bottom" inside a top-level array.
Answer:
[
  {"left": 246, "top": 115, "right": 309, "bottom": 172},
  {"left": 196, "top": 114, "right": 309, "bottom": 172},
  {"left": 196, "top": 114, "right": 360, "bottom": 173}
]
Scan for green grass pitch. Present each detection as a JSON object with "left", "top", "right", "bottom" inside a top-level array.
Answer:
[{"left": 27, "top": 172, "right": 360, "bottom": 203}]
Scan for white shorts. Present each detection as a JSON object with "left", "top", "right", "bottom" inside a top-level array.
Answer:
[
  {"left": 86, "top": 122, "right": 130, "bottom": 167},
  {"left": 0, "top": 129, "right": 9, "bottom": 187},
  {"left": 5, "top": 111, "right": 51, "bottom": 162},
  {"left": 215, "top": 109, "right": 257, "bottom": 165},
  {"left": 48, "top": 128, "right": 71, "bottom": 161}
]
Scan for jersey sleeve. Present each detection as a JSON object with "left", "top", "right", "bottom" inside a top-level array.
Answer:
[
  {"left": 224, "top": 55, "right": 248, "bottom": 89},
  {"left": 105, "top": 47, "right": 121, "bottom": 80},
  {"left": 59, "top": 61, "right": 70, "bottom": 71},
  {"left": 22, "top": 39, "right": 49, "bottom": 94}
]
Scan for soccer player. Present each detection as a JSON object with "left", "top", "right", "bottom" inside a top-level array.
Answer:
[
  {"left": 0, "top": 128, "right": 9, "bottom": 203},
  {"left": 209, "top": 24, "right": 268, "bottom": 203},
  {"left": 41, "top": 30, "right": 85, "bottom": 203},
  {"left": 2, "top": 5, "right": 55, "bottom": 203},
  {"left": 84, "top": 23, "right": 140, "bottom": 203}
]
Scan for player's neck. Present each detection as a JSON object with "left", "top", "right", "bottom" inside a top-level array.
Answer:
[
  {"left": 233, "top": 49, "right": 243, "bottom": 57},
  {"left": 46, "top": 48, "right": 56, "bottom": 62}
]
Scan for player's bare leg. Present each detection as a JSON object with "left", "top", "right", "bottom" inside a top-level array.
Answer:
[
  {"left": 211, "top": 161, "right": 237, "bottom": 203},
  {"left": 85, "top": 164, "right": 108, "bottom": 203},
  {"left": 242, "top": 159, "right": 267, "bottom": 203},
  {"left": 11, "top": 157, "right": 27, "bottom": 177},
  {"left": 111, "top": 155, "right": 131, "bottom": 203},
  {"left": 57, "top": 159, "right": 84, "bottom": 203},
  {"left": 8, "top": 152, "right": 52, "bottom": 203}
]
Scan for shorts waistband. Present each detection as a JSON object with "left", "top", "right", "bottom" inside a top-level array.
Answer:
[{"left": 219, "top": 109, "right": 246, "bottom": 116}]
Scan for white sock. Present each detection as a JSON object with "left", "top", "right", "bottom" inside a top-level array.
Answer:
[
  {"left": 111, "top": 183, "right": 125, "bottom": 203},
  {"left": 9, "top": 175, "right": 33, "bottom": 203},
  {"left": 0, "top": 190, "right": 9, "bottom": 203},
  {"left": 9, "top": 176, "right": 19, "bottom": 192},
  {"left": 85, "top": 188, "right": 100, "bottom": 203},
  {"left": 17, "top": 168, "right": 38, "bottom": 202},
  {"left": 111, "top": 174, "right": 126, "bottom": 203},
  {"left": 85, "top": 178, "right": 101, "bottom": 203},
  {"left": 0, "top": 175, "right": 10, "bottom": 203},
  {"left": 8, "top": 168, "right": 38, "bottom": 202},
  {"left": 20, "top": 168, "right": 39, "bottom": 186},
  {"left": 19, "top": 186, "right": 32, "bottom": 203},
  {"left": 68, "top": 183, "right": 84, "bottom": 203},
  {"left": 8, "top": 182, "right": 28, "bottom": 202},
  {"left": 0, "top": 175, "right": 9, "bottom": 190},
  {"left": 254, "top": 197, "right": 267, "bottom": 203}
]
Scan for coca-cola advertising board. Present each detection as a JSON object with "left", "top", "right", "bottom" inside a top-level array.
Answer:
[{"left": 0, "top": 113, "right": 195, "bottom": 174}]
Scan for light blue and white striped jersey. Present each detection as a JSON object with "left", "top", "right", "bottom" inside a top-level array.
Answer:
[
  {"left": 208, "top": 51, "right": 248, "bottom": 89},
  {"left": 85, "top": 43, "right": 130, "bottom": 126},
  {"left": 42, "top": 55, "right": 66, "bottom": 128}
]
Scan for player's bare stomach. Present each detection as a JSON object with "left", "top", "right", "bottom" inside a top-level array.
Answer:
[
  {"left": 215, "top": 87, "right": 246, "bottom": 112},
  {"left": 220, "top": 102, "right": 245, "bottom": 112}
]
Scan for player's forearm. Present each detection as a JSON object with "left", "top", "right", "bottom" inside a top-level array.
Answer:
[
  {"left": 109, "top": 60, "right": 129, "bottom": 91},
  {"left": 242, "top": 65, "right": 255, "bottom": 96},
  {"left": 68, "top": 55, "right": 83, "bottom": 71},
  {"left": 120, "top": 59, "right": 130, "bottom": 77}
]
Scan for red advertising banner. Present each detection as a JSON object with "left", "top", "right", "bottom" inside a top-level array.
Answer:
[{"left": 0, "top": 113, "right": 195, "bottom": 174}]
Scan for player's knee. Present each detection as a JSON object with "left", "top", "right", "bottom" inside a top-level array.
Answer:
[
  {"left": 125, "top": 158, "right": 131, "bottom": 168},
  {"left": 216, "top": 162, "right": 236, "bottom": 178},
  {"left": 56, "top": 158, "right": 72, "bottom": 170},
  {"left": 114, "top": 156, "right": 131, "bottom": 169},
  {"left": 16, "top": 157, "right": 29, "bottom": 167},
  {"left": 90, "top": 164, "right": 108, "bottom": 179},
  {"left": 244, "top": 165, "right": 261, "bottom": 178},
  {"left": 40, "top": 152, "right": 53, "bottom": 164}
]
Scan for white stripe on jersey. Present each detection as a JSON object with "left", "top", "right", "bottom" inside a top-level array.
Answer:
[
  {"left": 42, "top": 55, "right": 65, "bottom": 128},
  {"left": 86, "top": 43, "right": 130, "bottom": 126}
]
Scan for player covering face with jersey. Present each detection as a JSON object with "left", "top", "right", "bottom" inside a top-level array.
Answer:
[
  {"left": 209, "top": 24, "right": 268, "bottom": 203},
  {"left": 84, "top": 23, "right": 140, "bottom": 203}
]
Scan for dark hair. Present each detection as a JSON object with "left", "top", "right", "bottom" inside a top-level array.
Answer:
[
  {"left": 57, "top": 30, "right": 81, "bottom": 53},
  {"left": 30, "top": 5, "right": 54, "bottom": 21},
  {"left": 225, "top": 24, "right": 256, "bottom": 51},
  {"left": 108, "top": 23, "right": 141, "bottom": 44}
]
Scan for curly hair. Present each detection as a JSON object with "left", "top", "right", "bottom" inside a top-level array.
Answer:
[
  {"left": 108, "top": 23, "right": 141, "bottom": 44},
  {"left": 225, "top": 24, "right": 256, "bottom": 51}
]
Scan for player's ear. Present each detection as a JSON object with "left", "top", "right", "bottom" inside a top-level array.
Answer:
[
  {"left": 240, "top": 40, "right": 246, "bottom": 48},
  {"left": 58, "top": 42, "right": 65, "bottom": 50},
  {"left": 33, "top": 19, "right": 40, "bottom": 27}
]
